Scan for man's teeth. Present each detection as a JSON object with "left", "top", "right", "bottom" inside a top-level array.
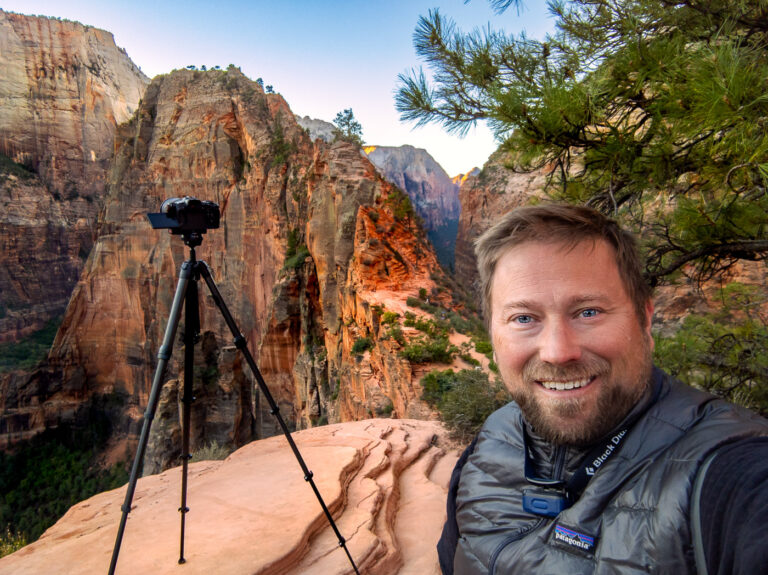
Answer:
[{"left": 540, "top": 379, "right": 591, "bottom": 391}]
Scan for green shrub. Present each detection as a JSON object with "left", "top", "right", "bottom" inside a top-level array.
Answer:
[
  {"left": 385, "top": 186, "right": 416, "bottom": 223},
  {"left": 384, "top": 325, "right": 406, "bottom": 346},
  {"left": 352, "top": 337, "right": 374, "bottom": 355},
  {"left": 0, "top": 527, "right": 26, "bottom": 558},
  {"left": 406, "top": 296, "right": 439, "bottom": 314},
  {"left": 283, "top": 245, "right": 310, "bottom": 270},
  {"left": 421, "top": 369, "right": 457, "bottom": 406},
  {"left": 191, "top": 441, "right": 231, "bottom": 462},
  {"left": 400, "top": 336, "right": 457, "bottom": 364},
  {"left": 654, "top": 283, "right": 768, "bottom": 414},
  {"left": 418, "top": 288, "right": 428, "bottom": 300},
  {"left": 438, "top": 371, "right": 511, "bottom": 442},
  {"left": 376, "top": 399, "right": 394, "bottom": 416},
  {"left": 0, "top": 153, "right": 35, "bottom": 179},
  {"left": 474, "top": 339, "right": 493, "bottom": 356},
  {"left": 381, "top": 311, "right": 400, "bottom": 325},
  {"left": 269, "top": 113, "right": 296, "bottom": 168}
]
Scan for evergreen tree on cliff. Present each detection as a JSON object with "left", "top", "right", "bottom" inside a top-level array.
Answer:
[
  {"left": 332, "top": 108, "right": 364, "bottom": 147},
  {"left": 396, "top": 0, "right": 768, "bottom": 411},
  {"left": 396, "top": 0, "right": 768, "bottom": 286}
]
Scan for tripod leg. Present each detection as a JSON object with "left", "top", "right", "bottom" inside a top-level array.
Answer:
[
  {"left": 197, "top": 262, "right": 361, "bottom": 575},
  {"left": 178, "top": 271, "right": 200, "bottom": 564},
  {"left": 108, "top": 260, "right": 193, "bottom": 575}
]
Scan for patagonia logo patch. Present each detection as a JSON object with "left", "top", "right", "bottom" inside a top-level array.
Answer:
[{"left": 553, "top": 524, "right": 597, "bottom": 554}]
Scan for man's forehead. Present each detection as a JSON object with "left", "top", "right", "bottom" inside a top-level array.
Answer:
[
  {"left": 498, "top": 236, "right": 610, "bottom": 262},
  {"left": 491, "top": 238, "right": 624, "bottom": 297}
]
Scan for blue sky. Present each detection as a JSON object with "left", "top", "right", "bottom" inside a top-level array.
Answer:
[{"left": 1, "top": 0, "right": 554, "bottom": 176}]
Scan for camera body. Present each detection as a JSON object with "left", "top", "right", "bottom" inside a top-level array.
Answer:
[{"left": 147, "top": 196, "right": 220, "bottom": 234}]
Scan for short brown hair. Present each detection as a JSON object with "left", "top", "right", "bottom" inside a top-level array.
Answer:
[{"left": 474, "top": 204, "right": 652, "bottom": 328}]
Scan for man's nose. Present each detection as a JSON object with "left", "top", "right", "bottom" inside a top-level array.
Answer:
[{"left": 538, "top": 320, "right": 582, "bottom": 364}]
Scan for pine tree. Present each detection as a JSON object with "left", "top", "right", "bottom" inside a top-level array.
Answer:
[
  {"left": 396, "top": 0, "right": 768, "bottom": 286},
  {"left": 332, "top": 108, "right": 364, "bottom": 147}
]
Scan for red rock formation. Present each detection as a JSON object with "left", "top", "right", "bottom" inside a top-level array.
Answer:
[
  {"left": 0, "top": 11, "right": 147, "bottom": 342},
  {"left": 1, "top": 68, "right": 451, "bottom": 471},
  {"left": 0, "top": 419, "right": 460, "bottom": 575},
  {"left": 454, "top": 150, "right": 550, "bottom": 291}
]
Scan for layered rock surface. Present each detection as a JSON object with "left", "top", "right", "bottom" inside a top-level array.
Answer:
[
  {"left": 0, "top": 10, "right": 147, "bottom": 197},
  {"left": 0, "top": 11, "right": 148, "bottom": 341},
  {"left": 0, "top": 419, "right": 458, "bottom": 575}
]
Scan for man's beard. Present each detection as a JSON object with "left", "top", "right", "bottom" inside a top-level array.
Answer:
[{"left": 511, "top": 350, "right": 653, "bottom": 447}]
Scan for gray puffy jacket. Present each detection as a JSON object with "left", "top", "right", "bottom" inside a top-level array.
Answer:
[{"left": 452, "top": 369, "right": 768, "bottom": 574}]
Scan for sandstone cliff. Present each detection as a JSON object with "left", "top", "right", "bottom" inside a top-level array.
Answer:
[
  {"left": 1, "top": 68, "right": 453, "bottom": 472},
  {"left": 0, "top": 11, "right": 148, "bottom": 342},
  {"left": 453, "top": 150, "right": 549, "bottom": 290},
  {"left": 0, "top": 419, "right": 460, "bottom": 575}
]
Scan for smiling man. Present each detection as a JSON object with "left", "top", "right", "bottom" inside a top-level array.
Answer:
[{"left": 437, "top": 204, "right": 768, "bottom": 574}]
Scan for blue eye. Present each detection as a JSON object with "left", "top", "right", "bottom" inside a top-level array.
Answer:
[
  {"left": 514, "top": 315, "right": 534, "bottom": 324},
  {"left": 581, "top": 309, "right": 599, "bottom": 318}
]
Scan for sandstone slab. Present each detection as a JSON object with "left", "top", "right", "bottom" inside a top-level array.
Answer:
[{"left": 0, "top": 419, "right": 459, "bottom": 575}]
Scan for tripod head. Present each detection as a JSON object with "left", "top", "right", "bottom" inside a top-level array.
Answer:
[{"left": 147, "top": 196, "right": 220, "bottom": 249}]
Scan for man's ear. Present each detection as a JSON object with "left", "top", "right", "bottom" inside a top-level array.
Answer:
[{"left": 644, "top": 299, "right": 655, "bottom": 351}]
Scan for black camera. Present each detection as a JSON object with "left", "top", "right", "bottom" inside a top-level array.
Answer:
[{"left": 147, "top": 196, "right": 220, "bottom": 234}]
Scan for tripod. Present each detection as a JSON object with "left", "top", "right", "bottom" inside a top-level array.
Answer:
[{"left": 108, "top": 230, "right": 360, "bottom": 574}]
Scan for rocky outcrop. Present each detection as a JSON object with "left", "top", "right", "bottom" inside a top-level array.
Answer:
[
  {"left": 454, "top": 150, "right": 550, "bottom": 291},
  {"left": 0, "top": 11, "right": 148, "bottom": 341},
  {"left": 1, "top": 68, "right": 450, "bottom": 471},
  {"left": 0, "top": 419, "right": 460, "bottom": 575},
  {"left": 365, "top": 145, "right": 461, "bottom": 269},
  {"left": 0, "top": 169, "right": 91, "bottom": 342}
]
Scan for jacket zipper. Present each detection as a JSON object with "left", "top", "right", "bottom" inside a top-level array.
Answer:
[
  {"left": 488, "top": 517, "right": 546, "bottom": 574},
  {"left": 488, "top": 446, "right": 567, "bottom": 574}
]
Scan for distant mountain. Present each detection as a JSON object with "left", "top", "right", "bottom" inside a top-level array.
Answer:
[
  {"left": 365, "top": 145, "right": 464, "bottom": 270},
  {"left": 295, "top": 115, "right": 335, "bottom": 143},
  {"left": 295, "top": 116, "right": 470, "bottom": 270}
]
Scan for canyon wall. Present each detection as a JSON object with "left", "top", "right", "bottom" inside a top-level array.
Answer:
[
  {"left": 453, "top": 151, "right": 549, "bottom": 291},
  {"left": 1, "top": 68, "right": 451, "bottom": 472},
  {"left": 0, "top": 11, "right": 148, "bottom": 341}
]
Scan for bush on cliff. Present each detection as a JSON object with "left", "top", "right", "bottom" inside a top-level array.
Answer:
[
  {"left": 0, "top": 527, "right": 26, "bottom": 559},
  {"left": 654, "top": 283, "right": 768, "bottom": 416},
  {"left": 421, "top": 368, "right": 511, "bottom": 442},
  {"left": 401, "top": 335, "right": 457, "bottom": 364}
]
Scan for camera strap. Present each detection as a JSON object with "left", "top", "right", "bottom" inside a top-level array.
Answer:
[{"left": 523, "top": 374, "right": 663, "bottom": 518}]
